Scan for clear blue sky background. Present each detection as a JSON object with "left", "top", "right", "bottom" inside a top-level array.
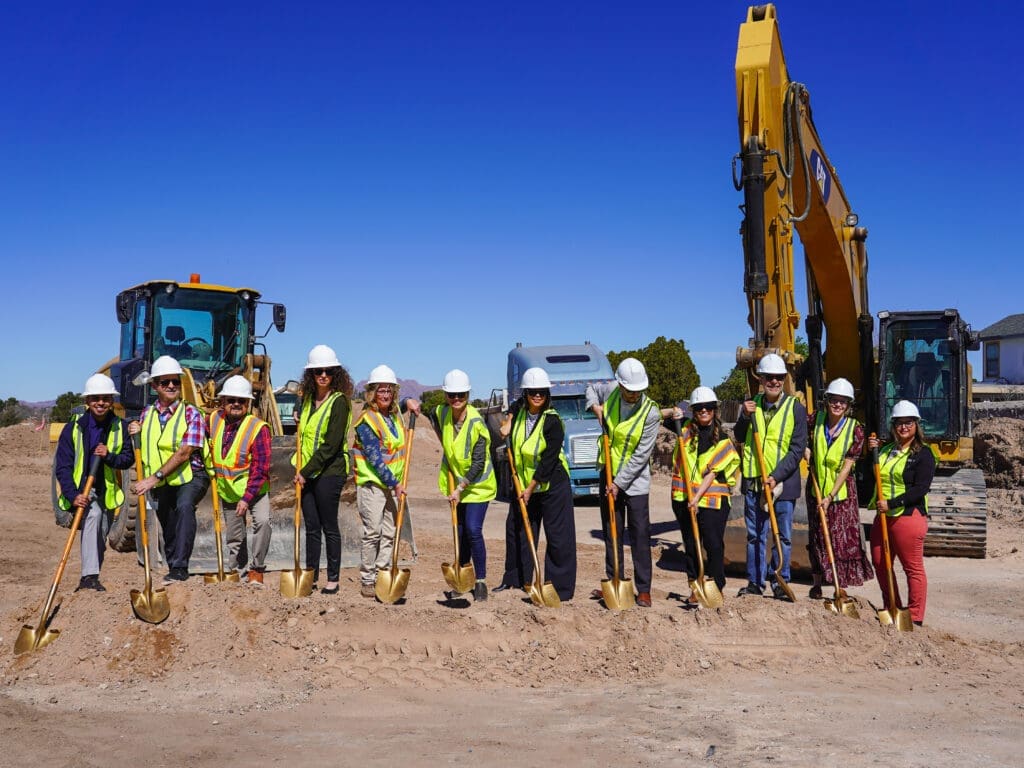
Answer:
[{"left": 2, "top": 1, "right": 1018, "bottom": 401}]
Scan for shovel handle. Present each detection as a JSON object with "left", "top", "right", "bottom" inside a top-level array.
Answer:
[
  {"left": 675, "top": 420, "right": 708, "bottom": 582},
  {"left": 389, "top": 412, "right": 416, "bottom": 571},
  {"left": 506, "top": 440, "right": 544, "bottom": 578},
  {"left": 808, "top": 463, "right": 844, "bottom": 594},
  {"left": 870, "top": 435, "right": 901, "bottom": 612}
]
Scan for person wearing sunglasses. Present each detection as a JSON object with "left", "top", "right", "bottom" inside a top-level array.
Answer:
[
  {"left": 734, "top": 353, "right": 807, "bottom": 599},
  {"left": 495, "top": 366, "right": 576, "bottom": 599},
  {"left": 130, "top": 355, "right": 210, "bottom": 583},
  {"left": 293, "top": 345, "right": 354, "bottom": 595},
  {"left": 586, "top": 357, "right": 662, "bottom": 608},
  {"left": 666, "top": 386, "right": 740, "bottom": 604},
  {"left": 352, "top": 363, "right": 408, "bottom": 599},
  {"left": 208, "top": 375, "right": 273, "bottom": 585},
  {"left": 866, "top": 400, "right": 934, "bottom": 626},
  {"left": 405, "top": 369, "right": 496, "bottom": 602},
  {"left": 803, "top": 378, "right": 873, "bottom": 599},
  {"left": 54, "top": 373, "right": 135, "bottom": 592}
]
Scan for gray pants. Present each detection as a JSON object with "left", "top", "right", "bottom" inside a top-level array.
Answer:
[
  {"left": 223, "top": 493, "right": 272, "bottom": 572},
  {"left": 81, "top": 499, "right": 113, "bottom": 577},
  {"left": 356, "top": 484, "right": 397, "bottom": 586}
]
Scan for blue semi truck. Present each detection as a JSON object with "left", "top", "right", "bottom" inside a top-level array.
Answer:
[{"left": 486, "top": 342, "right": 615, "bottom": 499}]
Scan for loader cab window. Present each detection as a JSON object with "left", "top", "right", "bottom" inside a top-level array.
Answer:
[
  {"left": 881, "top": 320, "right": 951, "bottom": 438},
  {"left": 119, "top": 299, "right": 148, "bottom": 362},
  {"left": 151, "top": 289, "right": 250, "bottom": 375}
]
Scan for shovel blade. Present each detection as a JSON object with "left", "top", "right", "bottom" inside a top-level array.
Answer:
[
  {"left": 836, "top": 598, "right": 860, "bottom": 619},
  {"left": 375, "top": 567, "right": 411, "bottom": 604},
  {"left": 14, "top": 625, "right": 59, "bottom": 655},
  {"left": 600, "top": 577, "right": 634, "bottom": 611},
  {"left": 772, "top": 574, "right": 796, "bottom": 603},
  {"left": 280, "top": 568, "right": 316, "bottom": 598},
  {"left": 877, "top": 604, "right": 912, "bottom": 630},
  {"left": 688, "top": 577, "right": 724, "bottom": 609},
  {"left": 527, "top": 580, "right": 561, "bottom": 608},
  {"left": 130, "top": 587, "right": 170, "bottom": 624},
  {"left": 202, "top": 571, "right": 241, "bottom": 584},
  {"left": 441, "top": 562, "right": 477, "bottom": 594}
]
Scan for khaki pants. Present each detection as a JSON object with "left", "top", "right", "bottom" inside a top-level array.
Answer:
[
  {"left": 356, "top": 483, "right": 397, "bottom": 586},
  {"left": 223, "top": 493, "right": 272, "bottom": 571}
]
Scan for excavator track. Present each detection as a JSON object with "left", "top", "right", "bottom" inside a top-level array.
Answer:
[{"left": 922, "top": 467, "right": 987, "bottom": 558}]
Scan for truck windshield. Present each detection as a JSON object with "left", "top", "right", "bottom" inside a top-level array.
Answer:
[
  {"left": 551, "top": 396, "right": 597, "bottom": 421},
  {"left": 881, "top": 318, "right": 952, "bottom": 438},
  {"left": 151, "top": 289, "right": 249, "bottom": 373}
]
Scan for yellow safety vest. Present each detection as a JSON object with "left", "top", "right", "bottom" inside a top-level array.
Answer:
[
  {"left": 670, "top": 420, "right": 739, "bottom": 508},
  {"left": 291, "top": 392, "right": 350, "bottom": 477},
  {"left": 510, "top": 407, "right": 569, "bottom": 493},
  {"left": 811, "top": 412, "right": 858, "bottom": 502},
  {"left": 209, "top": 411, "right": 270, "bottom": 503},
  {"left": 141, "top": 402, "right": 194, "bottom": 487},
  {"left": 436, "top": 404, "right": 497, "bottom": 503},
  {"left": 352, "top": 409, "right": 406, "bottom": 488},
  {"left": 870, "top": 442, "right": 929, "bottom": 518},
  {"left": 742, "top": 394, "right": 797, "bottom": 479},
  {"left": 602, "top": 387, "right": 659, "bottom": 478},
  {"left": 58, "top": 413, "right": 126, "bottom": 511}
]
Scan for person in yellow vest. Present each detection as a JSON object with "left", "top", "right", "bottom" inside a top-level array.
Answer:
[
  {"left": 734, "top": 353, "right": 807, "bottom": 599},
  {"left": 130, "top": 356, "right": 210, "bottom": 583},
  {"left": 667, "top": 386, "right": 740, "bottom": 604},
  {"left": 586, "top": 358, "right": 662, "bottom": 607},
  {"left": 293, "top": 345, "right": 353, "bottom": 595},
  {"left": 207, "top": 375, "right": 273, "bottom": 586},
  {"left": 496, "top": 367, "right": 576, "bottom": 599},
  {"left": 867, "top": 400, "right": 935, "bottom": 626},
  {"left": 352, "top": 364, "right": 407, "bottom": 599},
  {"left": 803, "top": 378, "right": 873, "bottom": 599},
  {"left": 55, "top": 373, "right": 134, "bottom": 592},
  {"left": 406, "top": 369, "right": 497, "bottom": 602}
]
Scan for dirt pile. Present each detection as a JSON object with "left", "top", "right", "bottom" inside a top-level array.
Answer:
[{"left": 974, "top": 417, "right": 1024, "bottom": 490}]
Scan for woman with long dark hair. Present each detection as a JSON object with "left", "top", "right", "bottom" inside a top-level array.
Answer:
[{"left": 294, "top": 344, "right": 353, "bottom": 594}]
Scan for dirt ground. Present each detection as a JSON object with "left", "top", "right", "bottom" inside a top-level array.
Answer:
[{"left": 1, "top": 421, "right": 1022, "bottom": 767}]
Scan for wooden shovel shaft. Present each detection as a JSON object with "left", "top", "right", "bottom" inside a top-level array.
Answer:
[
  {"left": 134, "top": 449, "right": 155, "bottom": 592},
  {"left": 601, "top": 433, "right": 625, "bottom": 583},
  {"left": 676, "top": 423, "right": 708, "bottom": 584},
  {"left": 506, "top": 446, "right": 546, "bottom": 584},
  {"left": 389, "top": 413, "right": 416, "bottom": 572},
  {"left": 293, "top": 429, "right": 303, "bottom": 567},
  {"left": 872, "top": 439, "right": 903, "bottom": 614},
  {"left": 808, "top": 467, "right": 845, "bottom": 596},
  {"left": 447, "top": 470, "right": 462, "bottom": 564},
  {"left": 748, "top": 411, "right": 789, "bottom": 587},
  {"left": 208, "top": 458, "right": 228, "bottom": 576}
]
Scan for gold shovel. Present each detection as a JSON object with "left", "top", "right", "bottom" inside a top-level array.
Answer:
[
  {"left": 808, "top": 467, "right": 858, "bottom": 618},
  {"left": 202, "top": 470, "right": 240, "bottom": 584},
  {"left": 506, "top": 444, "right": 560, "bottom": 608},
  {"left": 130, "top": 445, "right": 170, "bottom": 624},
  {"left": 15, "top": 455, "right": 102, "bottom": 654},
  {"left": 441, "top": 469, "right": 476, "bottom": 594},
  {"left": 872, "top": 439, "right": 913, "bottom": 631},
  {"left": 748, "top": 404, "right": 796, "bottom": 602},
  {"left": 676, "top": 423, "right": 724, "bottom": 609},
  {"left": 376, "top": 412, "right": 416, "bottom": 604},
  {"left": 599, "top": 432, "right": 635, "bottom": 610},
  {"left": 280, "top": 429, "right": 315, "bottom": 597}
]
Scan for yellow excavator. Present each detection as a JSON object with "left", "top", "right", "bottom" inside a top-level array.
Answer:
[{"left": 733, "top": 4, "right": 986, "bottom": 557}]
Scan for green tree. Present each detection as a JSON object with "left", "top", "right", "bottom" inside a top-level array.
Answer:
[
  {"left": 0, "top": 397, "right": 25, "bottom": 427},
  {"left": 50, "top": 391, "right": 83, "bottom": 423},
  {"left": 714, "top": 367, "right": 749, "bottom": 402},
  {"left": 418, "top": 389, "right": 447, "bottom": 413},
  {"left": 607, "top": 336, "right": 698, "bottom": 407}
]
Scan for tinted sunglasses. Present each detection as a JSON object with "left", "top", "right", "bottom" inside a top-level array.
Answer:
[
  {"left": 762, "top": 374, "right": 786, "bottom": 382},
  {"left": 222, "top": 397, "right": 249, "bottom": 405},
  {"left": 446, "top": 391, "right": 468, "bottom": 400},
  {"left": 524, "top": 389, "right": 548, "bottom": 397},
  {"left": 312, "top": 368, "right": 335, "bottom": 377},
  {"left": 155, "top": 378, "right": 180, "bottom": 388},
  {"left": 691, "top": 403, "right": 715, "bottom": 413}
]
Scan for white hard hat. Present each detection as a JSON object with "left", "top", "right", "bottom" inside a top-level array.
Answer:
[
  {"left": 83, "top": 373, "right": 119, "bottom": 397},
  {"left": 825, "top": 378, "right": 855, "bottom": 400},
  {"left": 756, "top": 353, "right": 787, "bottom": 376},
  {"left": 442, "top": 369, "right": 471, "bottom": 393},
  {"left": 520, "top": 367, "right": 551, "bottom": 390},
  {"left": 305, "top": 344, "right": 341, "bottom": 369},
  {"left": 689, "top": 386, "right": 718, "bottom": 407},
  {"left": 615, "top": 357, "right": 649, "bottom": 392},
  {"left": 219, "top": 375, "right": 253, "bottom": 400},
  {"left": 891, "top": 400, "right": 920, "bottom": 420},
  {"left": 150, "top": 355, "right": 184, "bottom": 379},
  {"left": 368, "top": 364, "right": 398, "bottom": 385}
]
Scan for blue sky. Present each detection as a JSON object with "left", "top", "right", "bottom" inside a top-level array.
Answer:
[{"left": 2, "top": 1, "right": 1018, "bottom": 401}]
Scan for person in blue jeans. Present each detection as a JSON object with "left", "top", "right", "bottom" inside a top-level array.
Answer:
[{"left": 733, "top": 354, "right": 807, "bottom": 600}]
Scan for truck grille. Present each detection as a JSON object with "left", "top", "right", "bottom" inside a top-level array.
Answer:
[{"left": 570, "top": 434, "right": 599, "bottom": 466}]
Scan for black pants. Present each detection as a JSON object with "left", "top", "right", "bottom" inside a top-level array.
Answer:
[
  {"left": 501, "top": 476, "right": 577, "bottom": 600},
  {"left": 672, "top": 498, "right": 730, "bottom": 590},
  {"left": 301, "top": 474, "right": 344, "bottom": 582},
  {"left": 601, "top": 490, "right": 652, "bottom": 593},
  {"left": 152, "top": 472, "right": 209, "bottom": 571}
]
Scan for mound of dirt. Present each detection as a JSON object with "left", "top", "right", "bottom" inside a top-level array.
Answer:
[{"left": 974, "top": 417, "right": 1024, "bottom": 489}]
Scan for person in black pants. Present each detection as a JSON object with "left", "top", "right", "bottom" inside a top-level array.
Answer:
[
  {"left": 495, "top": 367, "right": 576, "bottom": 600},
  {"left": 294, "top": 345, "right": 353, "bottom": 595}
]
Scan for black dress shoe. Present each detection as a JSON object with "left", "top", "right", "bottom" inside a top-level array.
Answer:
[
  {"left": 492, "top": 583, "right": 517, "bottom": 593},
  {"left": 321, "top": 584, "right": 340, "bottom": 595},
  {"left": 736, "top": 583, "right": 763, "bottom": 597},
  {"left": 473, "top": 581, "right": 488, "bottom": 601}
]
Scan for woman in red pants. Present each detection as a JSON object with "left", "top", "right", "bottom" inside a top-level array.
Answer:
[{"left": 868, "top": 400, "right": 935, "bottom": 626}]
